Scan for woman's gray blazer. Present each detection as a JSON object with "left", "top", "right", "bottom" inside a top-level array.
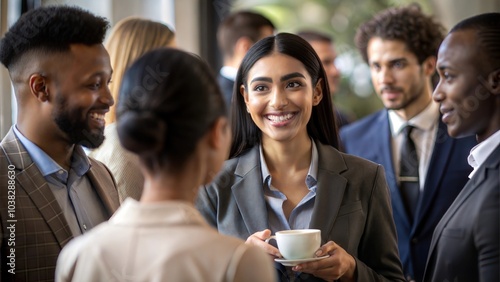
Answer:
[{"left": 196, "top": 140, "right": 405, "bottom": 281}]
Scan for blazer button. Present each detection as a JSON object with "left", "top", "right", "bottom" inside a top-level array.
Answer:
[{"left": 411, "top": 238, "right": 418, "bottom": 244}]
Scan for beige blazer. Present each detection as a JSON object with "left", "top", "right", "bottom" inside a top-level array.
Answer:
[
  {"left": 89, "top": 123, "right": 144, "bottom": 202},
  {"left": 0, "top": 128, "right": 120, "bottom": 282},
  {"left": 56, "top": 199, "right": 276, "bottom": 282}
]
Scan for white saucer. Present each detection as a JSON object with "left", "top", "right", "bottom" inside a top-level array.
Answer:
[{"left": 274, "top": 255, "right": 329, "bottom": 267}]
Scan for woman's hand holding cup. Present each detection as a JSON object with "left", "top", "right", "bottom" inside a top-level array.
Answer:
[
  {"left": 246, "top": 229, "right": 282, "bottom": 258},
  {"left": 292, "top": 241, "right": 357, "bottom": 282},
  {"left": 264, "top": 229, "right": 321, "bottom": 260}
]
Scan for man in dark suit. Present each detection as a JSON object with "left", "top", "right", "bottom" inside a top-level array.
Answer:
[
  {"left": 424, "top": 13, "right": 500, "bottom": 282},
  {"left": 339, "top": 5, "right": 476, "bottom": 282},
  {"left": 0, "top": 6, "right": 119, "bottom": 281},
  {"left": 217, "top": 11, "right": 274, "bottom": 109}
]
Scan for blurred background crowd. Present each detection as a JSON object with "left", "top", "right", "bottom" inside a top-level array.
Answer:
[{"left": 1, "top": 0, "right": 499, "bottom": 138}]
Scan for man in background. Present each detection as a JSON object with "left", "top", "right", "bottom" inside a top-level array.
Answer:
[
  {"left": 217, "top": 10, "right": 275, "bottom": 109},
  {"left": 340, "top": 4, "right": 476, "bottom": 281},
  {"left": 298, "top": 30, "right": 354, "bottom": 128}
]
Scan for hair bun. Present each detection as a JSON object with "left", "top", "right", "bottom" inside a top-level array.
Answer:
[{"left": 117, "top": 111, "right": 166, "bottom": 155}]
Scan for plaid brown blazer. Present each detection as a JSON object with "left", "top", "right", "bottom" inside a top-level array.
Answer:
[{"left": 0, "top": 128, "right": 120, "bottom": 282}]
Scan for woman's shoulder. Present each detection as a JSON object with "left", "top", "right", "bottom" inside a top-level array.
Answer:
[
  {"left": 56, "top": 222, "right": 113, "bottom": 279},
  {"left": 201, "top": 233, "right": 275, "bottom": 282},
  {"left": 188, "top": 232, "right": 274, "bottom": 281},
  {"left": 61, "top": 222, "right": 114, "bottom": 254}
]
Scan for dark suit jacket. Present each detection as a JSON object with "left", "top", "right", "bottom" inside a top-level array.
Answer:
[
  {"left": 424, "top": 144, "right": 499, "bottom": 282},
  {"left": 340, "top": 110, "right": 476, "bottom": 282},
  {"left": 0, "top": 128, "right": 120, "bottom": 282},
  {"left": 196, "top": 140, "right": 405, "bottom": 281},
  {"left": 217, "top": 73, "right": 235, "bottom": 110}
]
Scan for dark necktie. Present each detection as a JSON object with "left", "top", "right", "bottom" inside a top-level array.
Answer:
[{"left": 399, "top": 125, "right": 420, "bottom": 220}]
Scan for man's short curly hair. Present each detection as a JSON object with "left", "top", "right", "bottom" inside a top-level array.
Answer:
[
  {"left": 0, "top": 5, "right": 109, "bottom": 69},
  {"left": 355, "top": 4, "right": 445, "bottom": 64}
]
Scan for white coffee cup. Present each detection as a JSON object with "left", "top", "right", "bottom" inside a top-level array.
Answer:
[{"left": 265, "top": 229, "right": 321, "bottom": 260}]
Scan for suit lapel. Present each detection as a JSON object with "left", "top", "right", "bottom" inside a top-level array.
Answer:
[
  {"left": 428, "top": 168, "right": 480, "bottom": 257},
  {"left": 1, "top": 129, "right": 73, "bottom": 247},
  {"left": 232, "top": 146, "right": 269, "bottom": 234},
  {"left": 428, "top": 144, "right": 500, "bottom": 257},
  {"left": 16, "top": 166, "right": 74, "bottom": 247},
  {"left": 87, "top": 159, "right": 119, "bottom": 215},
  {"left": 377, "top": 112, "right": 411, "bottom": 229},
  {"left": 309, "top": 142, "right": 348, "bottom": 243},
  {"left": 377, "top": 112, "right": 397, "bottom": 190},
  {"left": 414, "top": 120, "right": 453, "bottom": 229}
]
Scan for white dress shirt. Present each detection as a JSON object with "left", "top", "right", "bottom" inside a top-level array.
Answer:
[{"left": 468, "top": 129, "right": 500, "bottom": 178}]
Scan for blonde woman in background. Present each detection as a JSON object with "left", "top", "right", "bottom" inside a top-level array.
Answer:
[{"left": 90, "top": 17, "right": 176, "bottom": 202}]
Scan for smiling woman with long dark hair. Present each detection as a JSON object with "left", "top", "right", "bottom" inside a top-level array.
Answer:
[{"left": 196, "top": 33, "right": 405, "bottom": 282}]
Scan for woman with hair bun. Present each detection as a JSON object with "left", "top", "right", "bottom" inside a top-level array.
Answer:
[{"left": 56, "top": 48, "right": 276, "bottom": 282}]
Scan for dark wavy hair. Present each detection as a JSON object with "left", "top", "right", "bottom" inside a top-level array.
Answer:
[
  {"left": 0, "top": 5, "right": 109, "bottom": 69},
  {"left": 117, "top": 48, "right": 226, "bottom": 171},
  {"left": 230, "top": 32, "right": 339, "bottom": 158},
  {"left": 450, "top": 13, "right": 500, "bottom": 71},
  {"left": 355, "top": 4, "right": 445, "bottom": 64}
]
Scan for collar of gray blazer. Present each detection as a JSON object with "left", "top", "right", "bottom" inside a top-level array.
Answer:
[{"left": 230, "top": 139, "right": 349, "bottom": 243}]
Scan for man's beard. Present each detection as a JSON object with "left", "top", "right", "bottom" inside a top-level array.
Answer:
[
  {"left": 53, "top": 95, "right": 105, "bottom": 149},
  {"left": 54, "top": 115, "right": 105, "bottom": 149}
]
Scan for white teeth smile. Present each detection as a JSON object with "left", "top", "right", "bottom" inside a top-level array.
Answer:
[
  {"left": 90, "top": 113, "right": 105, "bottom": 121},
  {"left": 267, "top": 113, "right": 294, "bottom": 122}
]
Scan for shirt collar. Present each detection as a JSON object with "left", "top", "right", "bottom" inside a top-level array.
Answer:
[
  {"left": 72, "top": 145, "right": 92, "bottom": 177},
  {"left": 220, "top": 66, "right": 237, "bottom": 81},
  {"left": 467, "top": 129, "right": 500, "bottom": 178},
  {"left": 259, "top": 140, "right": 319, "bottom": 189},
  {"left": 111, "top": 199, "right": 209, "bottom": 227},
  {"left": 13, "top": 125, "right": 91, "bottom": 181},
  {"left": 388, "top": 101, "right": 440, "bottom": 136}
]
